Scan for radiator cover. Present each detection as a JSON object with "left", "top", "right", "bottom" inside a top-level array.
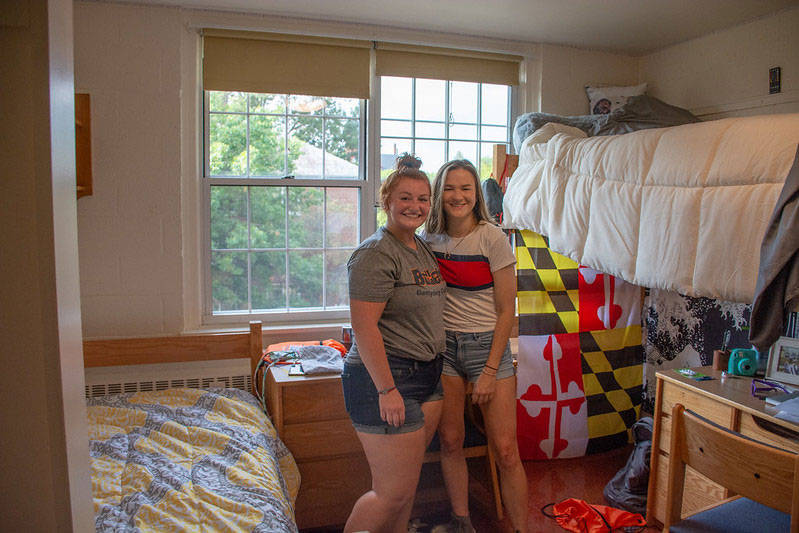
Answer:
[{"left": 84, "top": 358, "right": 252, "bottom": 398}]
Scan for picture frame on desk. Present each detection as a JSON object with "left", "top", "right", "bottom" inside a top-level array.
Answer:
[{"left": 766, "top": 336, "right": 799, "bottom": 387}]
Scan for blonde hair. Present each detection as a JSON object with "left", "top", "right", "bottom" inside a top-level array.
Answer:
[
  {"left": 426, "top": 159, "right": 493, "bottom": 235},
  {"left": 379, "top": 153, "right": 430, "bottom": 211}
]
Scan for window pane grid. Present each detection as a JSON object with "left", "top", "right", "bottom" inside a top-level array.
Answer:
[
  {"left": 208, "top": 91, "right": 361, "bottom": 180},
  {"left": 246, "top": 113, "right": 252, "bottom": 181},
  {"left": 206, "top": 89, "right": 363, "bottom": 318},
  {"left": 380, "top": 78, "right": 510, "bottom": 179},
  {"left": 282, "top": 182, "right": 289, "bottom": 310},
  {"left": 322, "top": 189, "right": 328, "bottom": 308},
  {"left": 210, "top": 184, "right": 357, "bottom": 314}
]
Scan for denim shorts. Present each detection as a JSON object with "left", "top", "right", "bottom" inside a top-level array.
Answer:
[
  {"left": 341, "top": 355, "right": 443, "bottom": 435},
  {"left": 442, "top": 330, "right": 516, "bottom": 382}
]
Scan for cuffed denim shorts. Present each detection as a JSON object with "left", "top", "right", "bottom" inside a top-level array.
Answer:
[
  {"left": 442, "top": 330, "right": 516, "bottom": 383},
  {"left": 341, "top": 355, "right": 443, "bottom": 435}
]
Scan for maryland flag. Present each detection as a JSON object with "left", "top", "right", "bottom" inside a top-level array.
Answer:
[{"left": 515, "top": 230, "right": 643, "bottom": 459}]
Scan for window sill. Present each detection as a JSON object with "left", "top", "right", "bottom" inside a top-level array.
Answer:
[
  {"left": 186, "top": 320, "right": 349, "bottom": 342},
  {"left": 186, "top": 322, "right": 520, "bottom": 354}
]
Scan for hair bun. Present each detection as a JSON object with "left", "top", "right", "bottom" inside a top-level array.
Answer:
[{"left": 395, "top": 153, "right": 422, "bottom": 171}]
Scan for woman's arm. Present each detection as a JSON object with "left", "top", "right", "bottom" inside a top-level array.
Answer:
[
  {"left": 349, "top": 298, "right": 406, "bottom": 426},
  {"left": 472, "top": 264, "right": 516, "bottom": 404}
]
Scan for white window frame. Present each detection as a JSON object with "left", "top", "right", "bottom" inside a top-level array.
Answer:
[
  {"left": 200, "top": 92, "right": 373, "bottom": 325},
  {"left": 183, "top": 21, "right": 524, "bottom": 330}
]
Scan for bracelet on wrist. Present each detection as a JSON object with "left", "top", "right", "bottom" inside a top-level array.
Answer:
[
  {"left": 484, "top": 364, "right": 499, "bottom": 371},
  {"left": 481, "top": 369, "right": 497, "bottom": 377},
  {"left": 378, "top": 385, "right": 397, "bottom": 395}
]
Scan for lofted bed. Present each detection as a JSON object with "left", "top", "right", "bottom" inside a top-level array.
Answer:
[
  {"left": 503, "top": 108, "right": 799, "bottom": 303},
  {"left": 494, "top": 99, "right": 799, "bottom": 459},
  {"left": 83, "top": 322, "right": 301, "bottom": 532}
]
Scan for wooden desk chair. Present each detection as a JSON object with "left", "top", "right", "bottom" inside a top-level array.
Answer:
[
  {"left": 664, "top": 403, "right": 799, "bottom": 532},
  {"left": 462, "top": 386, "right": 503, "bottom": 521}
]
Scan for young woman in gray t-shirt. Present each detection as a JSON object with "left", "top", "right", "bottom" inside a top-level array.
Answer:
[{"left": 341, "top": 154, "right": 446, "bottom": 532}]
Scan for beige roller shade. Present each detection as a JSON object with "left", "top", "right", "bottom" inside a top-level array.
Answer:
[
  {"left": 202, "top": 30, "right": 371, "bottom": 99},
  {"left": 376, "top": 43, "right": 522, "bottom": 86}
]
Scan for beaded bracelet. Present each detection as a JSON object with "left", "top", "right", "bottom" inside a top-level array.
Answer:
[{"left": 378, "top": 385, "right": 397, "bottom": 395}]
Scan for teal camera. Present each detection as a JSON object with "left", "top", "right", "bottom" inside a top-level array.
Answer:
[{"left": 728, "top": 348, "right": 757, "bottom": 376}]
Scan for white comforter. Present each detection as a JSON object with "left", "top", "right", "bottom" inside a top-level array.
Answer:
[{"left": 503, "top": 114, "right": 799, "bottom": 303}]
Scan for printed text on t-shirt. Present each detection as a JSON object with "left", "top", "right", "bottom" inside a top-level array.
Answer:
[{"left": 411, "top": 268, "right": 442, "bottom": 286}]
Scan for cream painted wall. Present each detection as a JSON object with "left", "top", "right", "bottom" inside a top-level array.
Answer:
[
  {"left": 74, "top": 2, "right": 184, "bottom": 337},
  {"left": 640, "top": 6, "right": 799, "bottom": 120},
  {"left": 0, "top": 0, "right": 93, "bottom": 529},
  {"left": 538, "top": 43, "right": 638, "bottom": 116}
]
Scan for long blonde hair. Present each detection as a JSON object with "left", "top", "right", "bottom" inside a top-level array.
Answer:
[
  {"left": 426, "top": 159, "right": 493, "bottom": 235},
  {"left": 379, "top": 153, "right": 430, "bottom": 211}
]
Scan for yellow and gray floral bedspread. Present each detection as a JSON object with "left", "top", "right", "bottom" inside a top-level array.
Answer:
[{"left": 87, "top": 388, "right": 300, "bottom": 532}]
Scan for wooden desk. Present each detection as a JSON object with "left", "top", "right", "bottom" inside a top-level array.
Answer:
[{"left": 646, "top": 367, "right": 799, "bottom": 528}]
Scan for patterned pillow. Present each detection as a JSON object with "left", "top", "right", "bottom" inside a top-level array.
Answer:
[{"left": 585, "top": 83, "right": 647, "bottom": 114}]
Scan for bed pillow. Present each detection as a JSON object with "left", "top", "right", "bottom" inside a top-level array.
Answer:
[{"left": 585, "top": 83, "right": 647, "bottom": 114}]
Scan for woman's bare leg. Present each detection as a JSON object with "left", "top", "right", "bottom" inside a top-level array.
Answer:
[
  {"left": 392, "top": 399, "right": 444, "bottom": 532},
  {"left": 437, "top": 374, "right": 470, "bottom": 517},
  {"left": 345, "top": 428, "right": 428, "bottom": 533},
  {"left": 480, "top": 375, "right": 528, "bottom": 531}
]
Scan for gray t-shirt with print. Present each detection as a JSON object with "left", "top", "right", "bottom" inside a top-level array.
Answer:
[{"left": 347, "top": 227, "right": 446, "bottom": 363}]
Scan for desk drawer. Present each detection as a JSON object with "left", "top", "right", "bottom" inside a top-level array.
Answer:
[
  {"left": 282, "top": 379, "right": 346, "bottom": 424},
  {"left": 282, "top": 419, "right": 362, "bottom": 460},
  {"left": 738, "top": 412, "right": 799, "bottom": 453},
  {"left": 661, "top": 381, "right": 732, "bottom": 424},
  {"left": 658, "top": 382, "right": 733, "bottom": 454}
]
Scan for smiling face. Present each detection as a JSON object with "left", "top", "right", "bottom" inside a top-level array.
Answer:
[
  {"left": 384, "top": 177, "right": 431, "bottom": 235},
  {"left": 442, "top": 167, "right": 478, "bottom": 223}
]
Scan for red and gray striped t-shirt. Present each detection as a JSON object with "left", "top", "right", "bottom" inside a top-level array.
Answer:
[{"left": 425, "top": 222, "right": 516, "bottom": 332}]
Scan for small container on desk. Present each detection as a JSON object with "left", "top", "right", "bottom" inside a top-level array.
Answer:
[
  {"left": 712, "top": 349, "right": 730, "bottom": 371},
  {"left": 341, "top": 325, "right": 353, "bottom": 351}
]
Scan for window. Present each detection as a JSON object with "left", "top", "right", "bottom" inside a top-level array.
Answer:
[
  {"left": 204, "top": 91, "right": 364, "bottom": 321},
  {"left": 200, "top": 31, "right": 520, "bottom": 324},
  {"left": 380, "top": 77, "right": 512, "bottom": 178}
]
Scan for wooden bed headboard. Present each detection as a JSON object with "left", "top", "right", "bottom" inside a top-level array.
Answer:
[
  {"left": 83, "top": 321, "right": 264, "bottom": 378},
  {"left": 492, "top": 144, "right": 518, "bottom": 192}
]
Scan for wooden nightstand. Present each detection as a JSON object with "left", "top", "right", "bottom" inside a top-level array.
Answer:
[
  {"left": 265, "top": 364, "right": 503, "bottom": 529},
  {"left": 265, "top": 365, "right": 371, "bottom": 530}
]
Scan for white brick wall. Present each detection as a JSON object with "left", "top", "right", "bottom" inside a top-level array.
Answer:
[{"left": 75, "top": 2, "right": 183, "bottom": 336}]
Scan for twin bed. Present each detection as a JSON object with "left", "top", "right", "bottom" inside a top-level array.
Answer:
[{"left": 83, "top": 322, "right": 300, "bottom": 532}]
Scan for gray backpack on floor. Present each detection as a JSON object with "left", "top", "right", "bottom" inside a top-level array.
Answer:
[{"left": 603, "top": 417, "right": 653, "bottom": 515}]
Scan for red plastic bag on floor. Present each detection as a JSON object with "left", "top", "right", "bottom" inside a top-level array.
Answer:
[{"left": 542, "top": 498, "right": 646, "bottom": 532}]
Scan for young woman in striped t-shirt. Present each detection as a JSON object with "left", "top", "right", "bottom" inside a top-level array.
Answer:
[{"left": 424, "top": 159, "right": 528, "bottom": 533}]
